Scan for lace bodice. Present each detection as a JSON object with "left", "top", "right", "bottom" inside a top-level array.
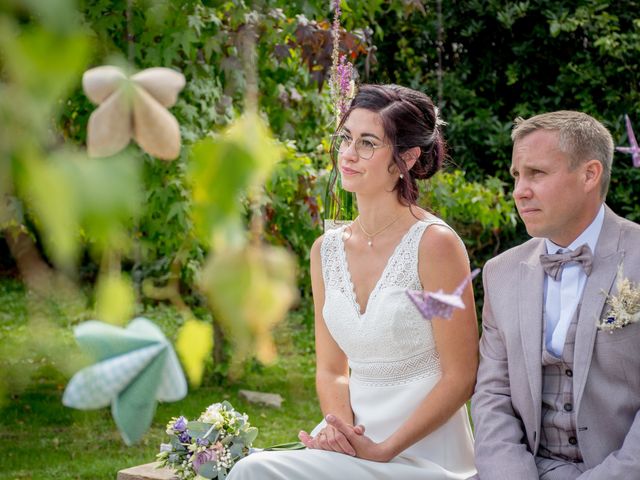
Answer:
[{"left": 321, "top": 219, "right": 452, "bottom": 386}]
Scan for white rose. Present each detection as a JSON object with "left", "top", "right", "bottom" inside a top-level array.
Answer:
[{"left": 200, "top": 404, "right": 224, "bottom": 427}]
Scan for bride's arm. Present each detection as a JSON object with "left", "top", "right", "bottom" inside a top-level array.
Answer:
[
  {"left": 299, "top": 236, "right": 358, "bottom": 456},
  {"left": 328, "top": 225, "right": 479, "bottom": 462}
]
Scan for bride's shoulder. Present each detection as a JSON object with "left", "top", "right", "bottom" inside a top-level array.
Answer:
[{"left": 414, "top": 212, "right": 466, "bottom": 259}]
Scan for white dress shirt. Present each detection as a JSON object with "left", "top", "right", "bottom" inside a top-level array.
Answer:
[{"left": 543, "top": 204, "right": 605, "bottom": 356}]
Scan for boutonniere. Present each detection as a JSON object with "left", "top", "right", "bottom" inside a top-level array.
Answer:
[{"left": 598, "top": 265, "right": 640, "bottom": 332}]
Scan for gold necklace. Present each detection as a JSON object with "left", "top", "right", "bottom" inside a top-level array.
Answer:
[{"left": 356, "top": 215, "right": 401, "bottom": 247}]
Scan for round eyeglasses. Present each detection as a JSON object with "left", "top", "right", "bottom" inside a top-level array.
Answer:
[{"left": 332, "top": 133, "right": 390, "bottom": 160}]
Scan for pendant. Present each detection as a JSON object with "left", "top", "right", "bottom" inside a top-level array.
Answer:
[{"left": 367, "top": 239, "right": 373, "bottom": 247}]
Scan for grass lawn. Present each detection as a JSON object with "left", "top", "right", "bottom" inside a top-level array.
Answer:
[{"left": 0, "top": 278, "right": 321, "bottom": 479}]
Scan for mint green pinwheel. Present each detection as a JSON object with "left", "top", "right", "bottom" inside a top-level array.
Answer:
[{"left": 63, "top": 317, "right": 187, "bottom": 445}]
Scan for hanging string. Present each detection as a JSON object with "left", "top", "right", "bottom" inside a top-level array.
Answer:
[
  {"left": 436, "top": 0, "right": 444, "bottom": 107},
  {"left": 126, "top": 0, "right": 134, "bottom": 63}
]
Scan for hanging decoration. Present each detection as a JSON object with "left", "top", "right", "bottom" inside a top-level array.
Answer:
[
  {"left": 407, "top": 269, "right": 481, "bottom": 321},
  {"left": 615, "top": 114, "right": 640, "bottom": 168},
  {"left": 62, "top": 317, "right": 187, "bottom": 445},
  {"left": 83, "top": 66, "right": 185, "bottom": 160}
]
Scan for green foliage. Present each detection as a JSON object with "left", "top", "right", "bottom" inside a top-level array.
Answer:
[
  {"left": 0, "top": 277, "right": 319, "bottom": 479},
  {"left": 264, "top": 145, "right": 325, "bottom": 298},
  {"left": 422, "top": 170, "right": 518, "bottom": 264},
  {"left": 371, "top": 1, "right": 640, "bottom": 192}
]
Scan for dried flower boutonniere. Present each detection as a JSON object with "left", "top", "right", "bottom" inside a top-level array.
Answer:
[{"left": 598, "top": 265, "right": 640, "bottom": 332}]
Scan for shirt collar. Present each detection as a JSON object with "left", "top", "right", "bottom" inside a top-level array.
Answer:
[{"left": 545, "top": 203, "right": 605, "bottom": 254}]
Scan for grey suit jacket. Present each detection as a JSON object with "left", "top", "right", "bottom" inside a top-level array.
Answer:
[{"left": 471, "top": 206, "right": 640, "bottom": 480}]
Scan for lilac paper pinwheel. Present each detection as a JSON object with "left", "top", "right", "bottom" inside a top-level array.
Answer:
[
  {"left": 615, "top": 114, "right": 640, "bottom": 168},
  {"left": 62, "top": 317, "right": 187, "bottom": 445},
  {"left": 406, "top": 269, "right": 480, "bottom": 320}
]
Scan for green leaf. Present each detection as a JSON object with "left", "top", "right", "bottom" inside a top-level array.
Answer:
[
  {"left": 0, "top": 21, "right": 91, "bottom": 108},
  {"left": 18, "top": 150, "right": 80, "bottom": 269},
  {"left": 175, "top": 319, "right": 213, "bottom": 387},
  {"left": 95, "top": 273, "right": 135, "bottom": 326},
  {"left": 186, "top": 421, "right": 213, "bottom": 438},
  {"left": 241, "top": 426, "right": 258, "bottom": 445},
  {"left": 264, "top": 441, "right": 306, "bottom": 451},
  {"left": 188, "top": 137, "right": 254, "bottom": 241},
  {"left": 196, "top": 461, "right": 219, "bottom": 479}
]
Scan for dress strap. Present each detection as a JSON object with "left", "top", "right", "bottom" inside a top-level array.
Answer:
[{"left": 320, "top": 225, "right": 352, "bottom": 297}]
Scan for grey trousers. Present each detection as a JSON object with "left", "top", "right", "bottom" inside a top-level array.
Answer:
[
  {"left": 536, "top": 456, "right": 586, "bottom": 480},
  {"left": 468, "top": 456, "right": 587, "bottom": 480}
]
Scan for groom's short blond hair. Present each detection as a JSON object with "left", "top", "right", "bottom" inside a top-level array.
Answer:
[{"left": 511, "top": 111, "right": 614, "bottom": 198}]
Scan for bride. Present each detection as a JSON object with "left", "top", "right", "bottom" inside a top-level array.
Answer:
[{"left": 228, "top": 84, "right": 478, "bottom": 479}]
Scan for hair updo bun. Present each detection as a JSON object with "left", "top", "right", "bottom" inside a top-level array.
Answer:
[{"left": 330, "top": 84, "right": 446, "bottom": 206}]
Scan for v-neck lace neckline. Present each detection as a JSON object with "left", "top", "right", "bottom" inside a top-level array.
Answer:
[{"left": 338, "top": 221, "right": 423, "bottom": 317}]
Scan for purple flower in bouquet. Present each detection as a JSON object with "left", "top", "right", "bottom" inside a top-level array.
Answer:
[
  {"left": 173, "top": 416, "right": 187, "bottom": 432},
  {"left": 192, "top": 446, "right": 220, "bottom": 472},
  {"left": 157, "top": 401, "right": 258, "bottom": 479}
]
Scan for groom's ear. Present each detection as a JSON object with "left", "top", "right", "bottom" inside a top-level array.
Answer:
[{"left": 583, "top": 159, "right": 603, "bottom": 195}]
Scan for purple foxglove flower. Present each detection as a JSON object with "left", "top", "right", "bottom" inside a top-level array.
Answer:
[{"left": 178, "top": 431, "right": 191, "bottom": 443}]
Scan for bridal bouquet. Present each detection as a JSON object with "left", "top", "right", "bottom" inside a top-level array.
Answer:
[{"left": 157, "top": 401, "right": 258, "bottom": 479}]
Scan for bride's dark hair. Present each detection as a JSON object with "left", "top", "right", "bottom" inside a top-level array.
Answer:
[{"left": 329, "top": 84, "right": 446, "bottom": 206}]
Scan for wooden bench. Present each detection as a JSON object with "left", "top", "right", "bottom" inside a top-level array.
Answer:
[{"left": 117, "top": 462, "right": 177, "bottom": 480}]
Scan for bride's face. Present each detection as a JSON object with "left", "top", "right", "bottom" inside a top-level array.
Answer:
[{"left": 337, "top": 108, "right": 397, "bottom": 195}]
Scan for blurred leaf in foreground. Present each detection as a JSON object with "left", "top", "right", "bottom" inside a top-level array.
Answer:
[
  {"left": 175, "top": 318, "right": 213, "bottom": 387},
  {"left": 200, "top": 243, "right": 298, "bottom": 370},
  {"left": 95, "top": 273, "right": 135, "bottom": 326}
]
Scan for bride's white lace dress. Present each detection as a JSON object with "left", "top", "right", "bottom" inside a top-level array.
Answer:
[{"left": 228, "top": 220, "right": 477, "bottom": 479}]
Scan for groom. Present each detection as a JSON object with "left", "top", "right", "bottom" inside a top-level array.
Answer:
[{"left": 471, "top": 111, "right": 640, "bottom": 479}]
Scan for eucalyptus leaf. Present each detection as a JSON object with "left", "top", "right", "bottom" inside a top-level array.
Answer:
[
  {"left": 196, "top": 461, "right": 219, "bottom": 479},
  {"left": 229, "top": 443, "right": 244, "bottom": 458},
  {"left": 170, "top": 436, "right": 187, "bottom": 451},
  {"left": 241, "top": 426, "right": 258, "bottom": 445},
  {"left": 186, "top": 421, "right": 212, "bottom": 438}
]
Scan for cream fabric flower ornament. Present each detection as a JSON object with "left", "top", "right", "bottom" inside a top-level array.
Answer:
[
  {"left": 83, "top": 66, "right": 185, "bottom": 160},
  {"left": 62, "top": 317, "right": 187, "bottom": 445},
  {"left": 598, "top": 265, "right": 640, "bottom": 332}
]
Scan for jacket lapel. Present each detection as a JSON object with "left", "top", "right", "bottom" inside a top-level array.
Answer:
[
  {"left": 574, "top": 207, "right": 624, "bottom": 410},
  {"left": 519, "top": 240, "right": 546, "bottom": 445}
]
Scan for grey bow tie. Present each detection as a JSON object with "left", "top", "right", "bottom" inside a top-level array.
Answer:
[{"left": 540, "top": 244, "right": 594, "bottom": 281}]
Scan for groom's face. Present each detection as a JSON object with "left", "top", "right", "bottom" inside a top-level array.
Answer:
[{"left": 510, "top": 129, "right": 591, "bottom": 246}]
